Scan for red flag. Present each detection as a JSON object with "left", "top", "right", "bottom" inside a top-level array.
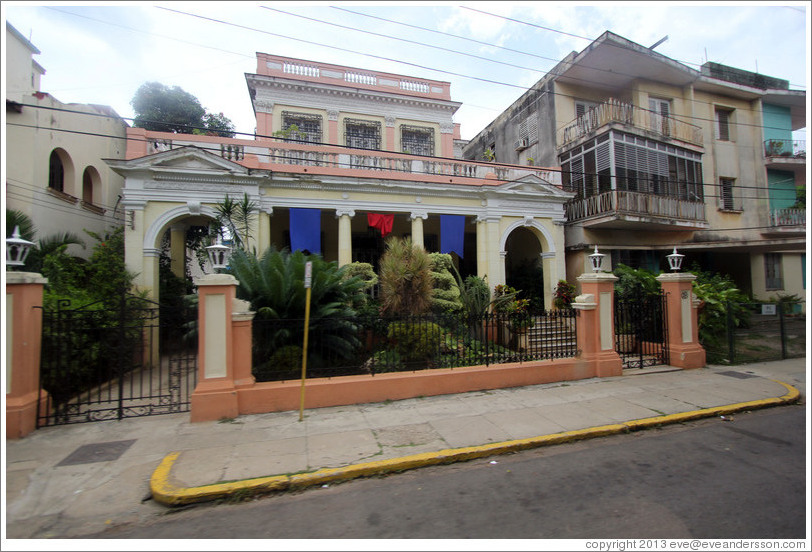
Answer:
[{"left": 367, "top": 213, "right": 394, "bottom": 237}]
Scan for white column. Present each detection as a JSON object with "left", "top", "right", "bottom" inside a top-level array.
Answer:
[
  {"left": 336, "top": 209, "right": 355, "bottom": 267},
  {"left": 410, "top": 211, "right": 428, "bottom": 249}
]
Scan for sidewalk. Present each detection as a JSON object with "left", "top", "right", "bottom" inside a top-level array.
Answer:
[{"left": 4, "top": 358, "right": 806, "bottom": 539}]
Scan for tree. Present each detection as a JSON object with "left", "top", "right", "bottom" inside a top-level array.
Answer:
[
  {"left": 131, "top": 82, "right": 235, "bottom": 137},
  {"left": 5, "top": 209, "right": 84, "bottom": 272}
]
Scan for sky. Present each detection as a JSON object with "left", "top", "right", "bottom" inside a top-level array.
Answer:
[{"left": 2, "top": 1, "right": 809, "bottom": 142}]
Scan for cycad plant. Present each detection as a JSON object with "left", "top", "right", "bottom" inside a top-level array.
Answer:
[
  {"left": 227, "top": 247, "right": 367, "bottom": 378},
  {"left": 378, "top": 237, "right": 433, "bottom": 316},
  {"left": 6, "top": 209, "right": 84, "bottom": 272}
]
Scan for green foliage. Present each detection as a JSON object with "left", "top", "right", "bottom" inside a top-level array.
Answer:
[
  {"left": 131, "top": 81, "right": 235, "bottom": 137},
  {"left": 493, "top": 284, "right": 533, "bottom": 331},
  {"left": 429, "top": 253, "right": 462, "bottom": 314},
  {"left": 689, "top": 263, "right": 751, "bottom": 359},
  {"left": 613, "top": 264, "right": 661, "bottom": 301},
  {"left": 387, "top": 321, "right": 443, "bottom": 365},
  {"left": 553, "top": 280, "right": 576, "bottom": 309},
  {"left": 212, "top": 193, "right": 258, "bottom": 252},
  {"left": 228, "top": 247, "right": 367, "bottom": 376},
  {"left": 367, "top": 349, "right": 405, "bottom": 373},
  {"left": 342, "top": 262, "right": 378, "bottom": 290},
  {"left": 378, "top": 237, "right": 433, "bottom": 316}
]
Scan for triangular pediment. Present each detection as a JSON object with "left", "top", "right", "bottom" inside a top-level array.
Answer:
[
  {"left": 106, "top": 145, "right": 252, "bottom": 175},
  {"left": 498, "top": 174, "right": 574, "bottom": 199}
]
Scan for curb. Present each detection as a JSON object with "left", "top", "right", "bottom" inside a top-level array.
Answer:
[{"left": 150, "top": 379, "right": 801, "bottom": 506}]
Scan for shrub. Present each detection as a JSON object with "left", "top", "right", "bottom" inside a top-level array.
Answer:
[
  {"left": 387, "top": 320, "right": 443, "bottom": 364},
  {"left": 429, "top": 253, "right": 462, "bottom": 314},
  {"left": 613, "top": 264, "right": 661, "bottom": 301}
]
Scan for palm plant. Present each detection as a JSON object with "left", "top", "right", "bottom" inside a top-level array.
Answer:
[
  {"left": 227, "top": 247, "right": 367, "bottom": 377},
  {"left": 378, "top": 237, "right": 433, "bottom": 316}
]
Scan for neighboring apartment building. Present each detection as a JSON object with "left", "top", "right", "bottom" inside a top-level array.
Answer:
[
  {"left": 108, "top": 53, "right": 573, "bottom": 307},
  {"left": 4, "top": 22, "right": 128, "bottom": 257},
  {"left": 463, "top": 31, "right": 806, "bottom": 303}
]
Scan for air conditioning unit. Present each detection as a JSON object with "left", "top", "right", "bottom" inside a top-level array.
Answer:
[{"left": 514, "top": 137, "right": 530, "bottom": 151}]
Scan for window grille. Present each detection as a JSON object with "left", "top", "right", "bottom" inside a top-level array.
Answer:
[
  {"left": 719, "top": 177, "right": 740, "bottom": 211},
  {"left": 344, "top": 118, "right": 381, "bottom": 150},
  {"left": 715, "top": 108, "right": 731, "bottom": 141},
  {"left": 400, "top": 125, "right": 434, "bottom": 156},
  {"left": 281, "top": 111, "right": 323, "bottom": 144},
  {"left": 764, "top": 253, "right": 783, "bottom": 290}
]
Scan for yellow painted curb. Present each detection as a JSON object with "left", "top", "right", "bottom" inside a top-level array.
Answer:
[{"left": 150, "top": 379, "right": 801, "bottom": 506}]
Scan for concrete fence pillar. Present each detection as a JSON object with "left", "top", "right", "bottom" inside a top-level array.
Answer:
[
  {"left": 232, "top": 299, "right": 256, "bottom": 390},
  {"left": 6, "top": 272, "right": 48, "bottom": 439},
  {"left": 573, "top": 272, "right": 623, "bottom": 378},
  {"left": 190, "top": 274, "right": 239, "bottom": 422},
  {"left": 656, "top": 273, "right": 706, "bottom": 369}
]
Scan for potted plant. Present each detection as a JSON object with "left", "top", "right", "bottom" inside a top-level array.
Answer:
[{"left": 553, "top": 280, "right": 576, "bottom": 310}]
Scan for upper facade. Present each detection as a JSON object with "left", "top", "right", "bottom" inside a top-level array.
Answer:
[
  {"left": 462, "top": 31, "right": 805, "bottom": 298},
  {"left": 246, "top": 54, "right": 463, "bottom": 158},
  {"left": 4, "top": 22, "right": 129, "bottom": 257},
  {"left": 112, "top": 52, "right": 573, "bottom": 308}
]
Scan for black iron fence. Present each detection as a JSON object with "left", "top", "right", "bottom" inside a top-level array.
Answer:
[
  {"left": 252, "top": 309, "right": 578, "bottom": 383},
  {"left": 38, "top": 296, "right": 197, "bottom": 426},
  {"left": 702, "top": 301, "right": 806, "bottom": 365},
  {"left": 614, "top": 293, "right": 669, "bottom": 369}
]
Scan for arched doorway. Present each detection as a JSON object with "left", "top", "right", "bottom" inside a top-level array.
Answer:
[{"left": 504, "top": 226, "right": 545, "bottom": 310}]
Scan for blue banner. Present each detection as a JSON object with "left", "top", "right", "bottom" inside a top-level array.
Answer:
[
  {"left": 289, "top": 208, "right": 321, "bottom": 253},
  {"left": 440, "top": 215, "right": 465, "bottom": 258}
]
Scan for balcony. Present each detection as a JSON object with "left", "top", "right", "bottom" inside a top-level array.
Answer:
[
  {"left": 136, "top": 130, "right": 562, "bottom": 187},
  {"left": 764, "top": 139, "right": 806, "bottom": 158},
  {"left": 762, "top": 207, "right": 806, "bottom": 236},
  {"left": 565, "top": 190, "right": 708, "bottom": 230},
  {"left": 558, "top": 99, "right": 704, "bottom": 150}
]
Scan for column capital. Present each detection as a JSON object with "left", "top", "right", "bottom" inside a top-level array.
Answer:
[
  {"left": 335, "top": 208, "right": 356, "bottom": 218},
  {"left": 410, "top": 211, "right": 428, "bottom": 220}
]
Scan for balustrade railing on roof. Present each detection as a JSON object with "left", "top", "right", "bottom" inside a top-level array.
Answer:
[{"left": 558, "top": 99, "right": 704, "bottom": 149}]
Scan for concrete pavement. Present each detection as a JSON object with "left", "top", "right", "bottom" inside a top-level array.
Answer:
[{"left": 4, "top": 358, "right": 806, "bottom": 539}]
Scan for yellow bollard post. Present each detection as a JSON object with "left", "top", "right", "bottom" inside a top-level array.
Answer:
[{"left": 299, "top": 262, "right": 313, "bottom": 422}]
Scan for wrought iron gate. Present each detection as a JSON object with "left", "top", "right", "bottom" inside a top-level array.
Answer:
[
  {"left": 614, "top": 293, "right": 669, "bottom": 369},
  {"left": 37, "top": 296, "right": 197, "bottom": 427}
]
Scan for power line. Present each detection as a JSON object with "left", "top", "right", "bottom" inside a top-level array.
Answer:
[
  {"left": 155, "top": 5, "right": 804, "bottom": 136},
  {"left": 461, "top": 5, "right": 808, "bottom": 90}
]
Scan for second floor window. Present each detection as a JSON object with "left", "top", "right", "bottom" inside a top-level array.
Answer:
[
  {"left": 345, "top": 119, "right": 381, "bottom": 150},
  {"left": 401, "top": 125, "right": 434, "bottom": 156},
  {"left": 715, "top": 108, "right": 732, "bottom": 141},
  {"left": 281, "top": 111, "right": 323, "bottom": 144},
  {"left": 719, "top": 177, "right": 740, "bottom": 211},
  {"left": 48, "top": 150, "right": 65, "bottom": 193}
]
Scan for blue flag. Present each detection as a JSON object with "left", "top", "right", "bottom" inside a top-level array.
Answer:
[
  {"left": 290, "top": 208, "right": 321, "bottom": 253},
  {"left": 440, "top": 215, "right": 465, "bottom": 258}
]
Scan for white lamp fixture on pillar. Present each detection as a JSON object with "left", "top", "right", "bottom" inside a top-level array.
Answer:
[
  {"left": 6, "top": 226, "right": 35, "bottom": 269},
  {"left": 666, "top": 247, "right": 685, "bottom": 272},
  {"left": 205, "top": 235, "right": 232, "bottom": 272},
  {"left": 588, "top": 245, "right": 605, "bottom": 273}
]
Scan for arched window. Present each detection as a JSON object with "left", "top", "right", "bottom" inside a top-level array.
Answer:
[
  {"left": 48, "top": 150, "right": 64, "bottom": 192},
  {"left": 82, "top": 168, "right": 94, "bottom": 204}
]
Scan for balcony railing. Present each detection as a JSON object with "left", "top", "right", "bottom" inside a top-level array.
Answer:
[
  {"left": 141, "top": 133, "right": 562, "bottom": 186},
  {"left": 565, "top": 190, "right": 706, "bottom": 223},
  {"left": 558, "top": 98, "right": 704, "bottom": 149},
  {"left": 764, "top": 139, "right": 806, "bottom": 159},
  {"left": 769, "top": 208, "right": 806, "bottom": 228}
]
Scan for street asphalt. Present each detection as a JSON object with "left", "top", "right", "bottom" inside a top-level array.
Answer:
[{"left": 3, "top": 358, "right": 807, "bottom": 539}]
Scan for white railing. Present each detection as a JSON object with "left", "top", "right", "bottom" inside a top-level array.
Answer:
[
  {"left": 566, "top": 190, "right": 706, "bottom": 222},
  {"left": 345, "top": 72, "right": 377, "bottom": 85},
  {"left": 558, "top": 99, "right": 704, "bottom": 148},
  {"left": 400, "top": 80, "right": 430, "bottom": 93},
  {"left": 283, "top": 62, "right": 320, "bottom": 77},
  {"left": 769, "top": 208, "right": 806, "bottom": 227}
]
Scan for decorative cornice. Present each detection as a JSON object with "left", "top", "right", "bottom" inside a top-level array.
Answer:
[
  {"left": 440, "top": 122, "right": 454, "bottom": 134},
  {"left": 254, "top": 99, "right": 274, "bottom": 113},
  {"left": 327, "top": 110, "right": 339, "bottom": 121}
]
